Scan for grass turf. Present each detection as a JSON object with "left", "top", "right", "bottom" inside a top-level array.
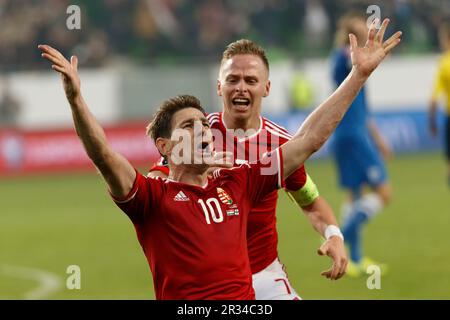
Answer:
[{"left": 0, "top": 152, "right": 449, "bottom": 299}]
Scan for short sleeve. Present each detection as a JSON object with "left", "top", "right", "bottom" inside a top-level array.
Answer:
[
  {"left": 245, "top": 148, "right": 285, "bottom": 204},
  {"left": 111, "top": 169, "right": 163, "bottom": 225},
  {"left": 284, "top": 165, "right": 307, "bottom": 191}
]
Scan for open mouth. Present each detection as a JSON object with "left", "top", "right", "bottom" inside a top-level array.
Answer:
[
  {"left": 196, "top": 141, "right": 213, "bottom": 155},
  {"left": 232, "top": 98, "right": 251, "bottom": 111}
]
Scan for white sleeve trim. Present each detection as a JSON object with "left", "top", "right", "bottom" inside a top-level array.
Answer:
[
  {"left": 113, "top": 189, "right": 138, "bottom": 204},
  {"left": 276, "top": 148, "right": 283, "bottom": 189}
]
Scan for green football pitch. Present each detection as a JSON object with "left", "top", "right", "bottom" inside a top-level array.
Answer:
[{"left": 1, "top": 152, "right": 449, "bottom": 299}]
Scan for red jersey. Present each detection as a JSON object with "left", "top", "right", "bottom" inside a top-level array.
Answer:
[
  {"left": 113, "top": 149, "right": 285, "bottom": 300},
  {"left": 151, "top": 113, "right": 307, "bottom": 274},
  {"left": 210, "top": 113, "right": 307, "bottom": 273}
]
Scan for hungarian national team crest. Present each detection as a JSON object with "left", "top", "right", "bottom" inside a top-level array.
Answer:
[
  {"left": 217, "top": 188, "right": 239, "bottom": 216},
  {"left": 217, "top": 188, "right": 232, "bottom": 204}
]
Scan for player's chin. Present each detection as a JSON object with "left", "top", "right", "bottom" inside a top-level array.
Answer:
[
  {"left": 193, "top": 151, "right": 214, "bottom": 167},
  {"left": 190, "top": 162, "right": 210, "bottom": 174}
]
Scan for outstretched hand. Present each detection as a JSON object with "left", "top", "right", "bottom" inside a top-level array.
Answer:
[
  {"left": 38, "top": 45, "right": 81, "bottom": 103},
  {"left": 318, "top": 236, "right": 348, "bottom": 280},
  {"left": 350, "top": 18, "right": 402, "bottom": 78}
]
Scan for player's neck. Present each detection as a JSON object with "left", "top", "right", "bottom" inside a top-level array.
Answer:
[
  {"left": 168, "top": 165, "right": 209, "bottom": 187},
  {"left": 222, "top": 112, "right": 261, "bottom": 133}
]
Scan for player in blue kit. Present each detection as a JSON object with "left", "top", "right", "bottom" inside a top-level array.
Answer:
[{"left": 331, "top": 14, "right": 393, "bottom": 276}]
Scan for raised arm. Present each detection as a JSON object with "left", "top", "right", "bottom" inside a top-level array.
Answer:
[
  {"left": 282, "top": 19, "right": 402, "bottom": 178},
  {"left": 38, "top": 45, "right": 136, "bottom": 198}
]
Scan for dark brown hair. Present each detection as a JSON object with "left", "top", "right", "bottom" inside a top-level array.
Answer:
[{"left": 146, "top": 95, "right": 206, "bottom": 143}]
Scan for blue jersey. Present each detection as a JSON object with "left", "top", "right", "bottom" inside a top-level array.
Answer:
[
  {"left": 332, "top": 48, "right": 369, "bottom": 138},
  {"left": 330, "top": 48, "right": 387, "bottom": 191}
]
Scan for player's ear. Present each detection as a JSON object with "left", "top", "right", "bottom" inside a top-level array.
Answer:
[
  {"left": 155, "top": 137, "right": 170, "bottom": 157},
  {"left": 263, "top": 80, "right": 271, "bottom": 97},
  {"left": 217, "top": 79, "right": 223, "bottom": 97}
]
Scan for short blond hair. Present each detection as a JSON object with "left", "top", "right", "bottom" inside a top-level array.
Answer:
[
  {"left": 221, "top": 39, "right": 269, "bottom": 71},
  {"left": 335, "top": 12, "right": 366, "bottom": 47}
]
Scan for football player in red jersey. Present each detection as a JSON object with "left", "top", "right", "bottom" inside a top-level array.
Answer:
[
  {"left": 149, "top": 39, "right": 343, "bottom": 299},
  {"left": 38, "top": 18, "right": 401, "bottom": 299}
]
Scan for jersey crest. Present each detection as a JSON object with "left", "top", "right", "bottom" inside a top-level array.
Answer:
[{"left": 216, "top": 187, "right": 239, "bottom": 216}]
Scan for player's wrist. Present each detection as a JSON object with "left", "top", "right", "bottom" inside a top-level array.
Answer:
[
  {"left": 349, "top": 67, "right": 370, "bottom": 84},
  {"left": 324, "top": 225, "right": 344, "bottom": 241}
]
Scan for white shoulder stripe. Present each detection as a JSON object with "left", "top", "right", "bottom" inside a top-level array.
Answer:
[
  {"left": 265, "top": 126, "right": 293, "bottom": 140},
  {"left": 266, "top": 127, "right": 293, "bottom": 141},
  {"left": 265, "top": 123, "right": 293, "bottom": 138},
  {"left": 208, "top": 116, "right": 220, "bottom": 124},
  {"left": 264, "top": 119, "right": 290, "bottom": 132},
  {"left": 264, "top": 119, "right": 286, "bottom": 131},
  {"left": 207, "top": 115, "right": 220, "bottom": 122},
  {"left": 207, "top": 113, "right": 220, "bottom": 120},
  {"left": 209, "top": 119, "right": 220, "bottom": 127},
  {"left": 212, "top": 169, "right": 222, "bottom": 179},
  {"left": 276, "top": 148, "right": 283, "bottom": 189},
  {"left": 265, "top": 121, "right": 292, "bottom": 136}
]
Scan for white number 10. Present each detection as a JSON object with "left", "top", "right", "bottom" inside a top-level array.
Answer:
[{"left": 198, "top": 198, "right": 224, "bottom": 224}]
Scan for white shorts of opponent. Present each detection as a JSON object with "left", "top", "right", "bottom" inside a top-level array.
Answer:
[{"left": 252, "top": 258, "right": 302, "bottom": 300}]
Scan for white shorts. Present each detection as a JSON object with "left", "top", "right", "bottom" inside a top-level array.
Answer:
[{"left": 252, "top": 258, "right": 301, "bottom": 300}]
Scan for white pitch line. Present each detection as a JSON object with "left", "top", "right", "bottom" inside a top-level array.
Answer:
[{"left": 0, "top": 265, "right": 63, "bottom": 299}]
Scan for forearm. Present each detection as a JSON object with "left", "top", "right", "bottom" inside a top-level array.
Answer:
[
  {"left": 69, "top": 94, "right": 111, "bottom": 165},
  {"left": 39, "top": 44, "right": 136, "bottom": 198},
  {"left": 313, "top": 197, "right": 347, "bottom": 280},
  {"left": 69, "top": 94, "right": 135, "bottom": 197},
  {"left": 282, "top": 68, "right": 367, "bottom": 177},
  {"left": 286, "top": 174, "right": 338, "bottom": 236},
  {"left": 301, "top": 197, "right": 338, "bottom": 237}
]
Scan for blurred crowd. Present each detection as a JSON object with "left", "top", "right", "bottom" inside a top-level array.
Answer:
[{"left": 0, "top": 0, "right": 450, "bottom": 71}]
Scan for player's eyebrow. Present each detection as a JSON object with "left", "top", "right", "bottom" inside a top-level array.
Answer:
[
  {"left": 244, "top": 75, "right": 258, "bottom": 81},
  {"left": 178, "top": 117, "right": 208, "bottom": 128},
  {"left": 178, "top": 118, "right": 194, "bottom": 127},
  {"left": 225, "top": 73, "right": 240, "bottom": 80},
  {"left": 226, "top": 73, "right": 260, "bottom": 81}
]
